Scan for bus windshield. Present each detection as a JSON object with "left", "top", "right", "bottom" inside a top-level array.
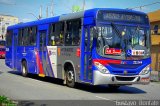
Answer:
[{"left": 95, "top": 24, "right": 150, "bottom": 59}]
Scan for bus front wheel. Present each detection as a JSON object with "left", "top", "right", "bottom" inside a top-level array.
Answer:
[
  {"left": 66, "top": 67, "right": 75, "bottom": 87},
  {"left": 22, "top": 61, "right": 28, "bottom": 77}
]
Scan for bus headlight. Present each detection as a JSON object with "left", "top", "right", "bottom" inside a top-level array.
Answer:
[
  {"left": 94, "top": 62, "right": 110, "bottom": 74},
  {"left": 140, "top": 65, "right": 150, "bottom": 75}
]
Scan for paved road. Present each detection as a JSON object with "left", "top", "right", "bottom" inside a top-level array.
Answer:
[{"left": 0, "top": 59, "right": 160, "bottom": 105}]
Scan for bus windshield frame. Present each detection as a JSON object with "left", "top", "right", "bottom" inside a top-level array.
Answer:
[{"left": 94, "top": 10, "right": 150, "bottom": 60}]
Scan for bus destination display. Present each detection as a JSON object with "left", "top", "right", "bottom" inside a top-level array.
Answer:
[{"left": 97, "top": 11, "right": 147, "bottom": 23}]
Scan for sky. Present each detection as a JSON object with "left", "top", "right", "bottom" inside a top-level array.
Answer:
[{"left": 0, "top": 0, "right": 160, "bottom": 22}]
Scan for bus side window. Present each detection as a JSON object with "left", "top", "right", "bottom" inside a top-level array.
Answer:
[
  {"left": 49, "top": 24, "right": 55, "bottom": 46},
  {"left": 18, "top": 29, "right": 22, "bottom": 46},
  {"left": 6, "top": 30, "right": 13, "bottom": 46},
  {"left": 55, "top": 22, "right": 64, "bottom": 46},
  {"left": 73, "top": 20, "right": 81, "bottom": 45},
  {"left": 21, "top": 29, "right": 25, "bottom": 45},
  {"left": 23, "top": 28, "right": 29, "bottom": 46},
  {"left": 65, "top": 19, "right": 81, "bottom": 46},
  {"left": 29, "top": 26, "right": 37, "bottom": 46},
  {"left": 65, "top": 21, "right": 72, "bottom": 45},
  {"left": 49, "top": 22, "right": 64, "bottom": 46}
]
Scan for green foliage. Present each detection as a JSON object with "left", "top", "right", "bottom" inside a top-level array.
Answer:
[
  {"left": 0, "top": 95, "right": 16, "bottom": 106},
  {"left": 72, "top": 5, "right": 83, "bottom": 13}
]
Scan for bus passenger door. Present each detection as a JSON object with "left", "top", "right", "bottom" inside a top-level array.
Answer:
[
  {"left": 13, "top": 29, "right": 18, "bottom": 70},
  {"left": 38, "top": 30, "right": 52, "bottom": 77},
  {"left": 82, "top": 26, "right": 93, "bottom": 82},
  {"left": 38, "top": 30, "right": 47, "bottom": 76}
]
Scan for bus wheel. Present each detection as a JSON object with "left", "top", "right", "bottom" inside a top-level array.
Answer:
[
  {"left": 22, "top": 61, "right": 28, "bottom": 77},
  {"left": 66, "top": 68, "right": 75, "bottom": 87},
  {"left": 108, "top": 85, "right": 120, "bottom": 90}
]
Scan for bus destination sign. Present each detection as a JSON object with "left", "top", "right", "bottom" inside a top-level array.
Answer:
[{"left": 97, "top": 11, "right": 147, "bottom": 23}]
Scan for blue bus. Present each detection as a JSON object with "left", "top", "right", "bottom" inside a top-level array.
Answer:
[{"left": 5, "top": 8, "right": 151, "bottom": 88}]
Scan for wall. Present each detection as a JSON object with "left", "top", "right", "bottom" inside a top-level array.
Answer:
[
  {"left": 150, "top": 21, "right": 160, "bottom": 35},
  {"left": 151, "top": 44, "right": 160, "bottom": 71},
  {"left": 0, "top": 15, "right": 18, "bottom": 40}
]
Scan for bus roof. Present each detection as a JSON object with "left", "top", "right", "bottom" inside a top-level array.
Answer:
[{"left": 7, "top": 8, "right": 147, "bottom": 30}]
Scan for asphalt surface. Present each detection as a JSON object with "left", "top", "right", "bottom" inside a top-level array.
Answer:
[{"left": 0, "top": 59, "right": 160, "bottom": 105}]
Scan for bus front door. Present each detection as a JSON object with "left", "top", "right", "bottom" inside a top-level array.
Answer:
[{"left": 82, "top": 27, "right": 93, "bottom": 82}]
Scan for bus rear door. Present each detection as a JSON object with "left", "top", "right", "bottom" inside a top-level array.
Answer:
[{"left": 38, "top": 25, "right": 52, "bottom": 77}]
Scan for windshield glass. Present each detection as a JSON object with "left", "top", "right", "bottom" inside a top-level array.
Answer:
[{"left": 94, "top": 24, "right": 150, "bottom": 59}]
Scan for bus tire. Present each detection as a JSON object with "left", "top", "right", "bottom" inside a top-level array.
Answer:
[
  {"left": 108, "top": 85, "right": 120, "bottom": 90},
  {"left": 22, "top": 61, "right": 28, "bottom": 77},
  {"left": 66, "top": 67, "right": 75, "bottom": 87}
]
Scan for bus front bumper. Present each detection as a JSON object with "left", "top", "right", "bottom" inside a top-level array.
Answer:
[{"left": 93, "top": 70, "right": 150, "bottom": 85}]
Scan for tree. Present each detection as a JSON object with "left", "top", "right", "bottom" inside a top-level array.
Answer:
[{"left": 72, "top": 5, "right": 82, "bottom": 13}]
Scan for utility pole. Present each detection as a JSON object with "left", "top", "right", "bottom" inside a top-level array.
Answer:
[
  {"left": 127, "top": 2, "right": 160, "bottom": 10},
  {"left": 46, "top": 6, "right": 48, "bottom": 18},
  {"left": 82, "top": 0, "right": 85, "bottom": 11},
  {"left": 39, "top": 5, "right": 42, "bottom": 19},
  {"left": 51, "top": 0, "right": 54, "bottom": 16}
]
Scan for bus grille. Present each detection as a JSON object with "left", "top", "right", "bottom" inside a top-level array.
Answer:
[
  {"left": 109, "top": 64, "right": 141, "bottom": 69},
  {"left": 112, "top": 71, "right": 138, "bottom": 75},
  {"left": 115, "top": 76, "right": 135, "bottom": 81}
]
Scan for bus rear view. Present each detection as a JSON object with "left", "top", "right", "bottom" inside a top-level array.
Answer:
[{"left": 91, "top": 10, "right": 151, "bottom": 87}]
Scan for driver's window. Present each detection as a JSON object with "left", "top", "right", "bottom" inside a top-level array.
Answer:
[
  {"left": 85, "top": 27, "right": 93, "bottom": 52},
  {"left": 84, "top": 28, "right": 90, "bottom": 52}
]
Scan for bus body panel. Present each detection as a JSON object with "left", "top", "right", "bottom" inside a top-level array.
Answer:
[
  {"left": 56, "top": 46, "right": 80, "bottom": 82},
  {"left": 16, "top": 46, "right": 37, "bottom": 74},
  {"left": 5, "top": 46, "right": 12, "bottom": 68},
  {"left": 46, "top": 46, "right": 57, "bottom": 77}
]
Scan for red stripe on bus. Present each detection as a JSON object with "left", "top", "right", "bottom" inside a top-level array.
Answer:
[
  {"left": 35, "top": 50, "right": 45, "bottom": 76},
  {"left": 93, "top": 59, "right": 121, "bottom": 65}
]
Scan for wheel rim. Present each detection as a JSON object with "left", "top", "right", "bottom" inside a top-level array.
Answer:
[
  {"left": 22, "top": 65, "right": 26, "bottom": 74},
  {"left": 67, "top": 71, "right": 74, "bottom": 82}
]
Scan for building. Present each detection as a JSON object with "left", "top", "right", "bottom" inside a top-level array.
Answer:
[
  {"left": 148, "top": 10, "right": 160, "bottom": 71},
  {"left": 0, "top": 14, "right": 19, "bottom": 40}
]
